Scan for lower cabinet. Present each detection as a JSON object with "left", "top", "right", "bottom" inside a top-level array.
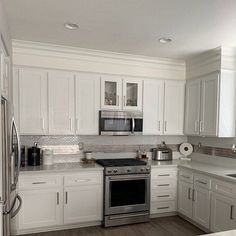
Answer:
[
  {"left": 210, "top": 192, "right": 236, "bottom": 232},
  {"left": 18, "top": 188, "right": 63, "bottom": 230},
  {"left": 64, "top": 185, "right": 102, "bottom": 224}
]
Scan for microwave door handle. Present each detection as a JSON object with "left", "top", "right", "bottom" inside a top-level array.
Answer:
[{"left": 132, "top": 117, "right": 135, "bottom": 133}]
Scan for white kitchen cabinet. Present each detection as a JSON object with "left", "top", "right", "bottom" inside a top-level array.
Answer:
[
  {"left": 101, "top": 75, "right": 122, "bottom": 110},
  {"left": 164, "top": 81, "right": 185, "bottom": 135},
  {"left": 143, "top": 80, "right": 164, "bottom": 135},
  {"left": 211, "top": 192, "right": 236, "bottom": 232},
  {"left": 48, "top": 71, "right": 75, "bottom": 135},
  {"left": 192, "top": 185, "right": 211, "bottom": 228},
  {"left": 16, "top": 68, "right": 48, "bottom": 134},
  {"left": 184, "top": 79, "right": 201, "bottom": 135},
  {"left": 122, "top": 78, "right": 142, "bottom": 111},
  {"left": 64, "top": 185, "right": 102, "bottom": 224},
  {"left": 184, "top": 71, "right": 236, "bottom": 137},
  {"left": 178, "top": 180, "right": 193, "bottom": 219},
  {"left": 75, "top": 73, "right": 100, "bottom": 135},
  {"left": 18, "top": 188, "right": 63, "bottom": 230}
]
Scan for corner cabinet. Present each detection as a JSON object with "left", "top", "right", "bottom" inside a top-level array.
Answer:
[
  {"left": 14, "top": 68, "right": 48, "bottom": 135},
  {"left": 48, "top": 71, "right": 75, "bottom": 135},
  {"left": 100, "top": 76, "right": 143, "bottom": 111},
  {"left": 184, "top": 71, "right": 236, "bottom": 137},
  {"left": 75, "top": 73, "right": 100, "bottom": 135}
]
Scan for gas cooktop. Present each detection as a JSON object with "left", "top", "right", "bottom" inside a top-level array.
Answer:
[{"left": 96, "top": 158, "right": 147, "bottom": 167}]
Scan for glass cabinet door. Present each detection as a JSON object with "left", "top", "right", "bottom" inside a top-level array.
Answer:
[
  {"left": 101, "top": 77, "right": 122, "bottom": 109},
  {"left": 123, "top": 79, "right": 143, "bottom": 111}
]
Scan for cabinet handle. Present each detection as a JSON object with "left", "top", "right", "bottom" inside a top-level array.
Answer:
[
  {"left": 41, "top": 117, "right": 45, "bottom": 130},
  {"left": 180, "top": 175, "right": 190, "bottom": 179},
  {"left": 117, "top": 95, "right": 119, "bottom": 106},
  {"left": 32, "top": 181, "right": 46, "bottom": 185},
  {"left": 192, "top": 189, "right": 195, "bottom": 202},
  {"left": 157, "top": 206, "right": 170, "bottom": 210},
  {"left": 123, "top": 96, "right": 126, "bottom": 106},
  {"left": 200, "top": 121, "right": 204, "bottom": 132},
  {"left": 158, "top": 184, "right": 170, "bottom": 187},
  {"left": 70, "top": 118, "right": 73, "bottom": 131},
  {"left": 158, "top": 174, "right": 170, "bottom": 177},
  {"left": 65, "top": 192, "right": 68, "bottom": 204},
  {"left": 76, "top": 118, "right": 79, "bottom": 132},
  {"left": 158, "top": 120, "right": 161, "bottom": 131},
  {"left": 196, "top": 180, "right": 207, "bottom": 185},
  {"left": 188, "top": 188, "right": 191, "bottom": 200},
  {"left": 157, "top": 195, "right": 170, "bottom": 198},
  {"left": 164, "top": 121, "right": 167, "bottom": 132},
  {"left": 57, "top": 192, "right": 59, "bottom": 205},
  {"left": 230, "top": 205, "right": 234, "bottom": 220},
  {"left": 194, "top": 120, "right": 198, "bottom": 132}
]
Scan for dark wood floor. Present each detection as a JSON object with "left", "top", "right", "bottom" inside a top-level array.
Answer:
[{"left": 26, "top": 216, "right": 206, "bottom": 236}]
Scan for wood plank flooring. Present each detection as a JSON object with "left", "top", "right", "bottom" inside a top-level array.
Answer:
[{"left": 26, "top": 216, "right": 206, "bottom": 236}]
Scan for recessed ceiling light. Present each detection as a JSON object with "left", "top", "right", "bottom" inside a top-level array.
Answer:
[
  {"left": 64, "top": 22, "right": 79, "bottom": 30},
  {"left": 159, "top": 37, "right": 172, "bottom": 44}
]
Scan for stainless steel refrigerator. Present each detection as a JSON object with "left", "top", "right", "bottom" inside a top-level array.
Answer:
[{"left": 0, "top": 97, "right": 21, "bottom": 236}]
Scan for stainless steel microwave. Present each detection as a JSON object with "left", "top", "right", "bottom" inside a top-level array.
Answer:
[{"left": 99, "top": 110, "right": 143, "bottom": 136}]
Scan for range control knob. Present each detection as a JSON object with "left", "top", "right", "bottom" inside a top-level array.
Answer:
[
  {"left": 113, "top": 169, "right": 118, "bottom": 173},
  {"left": 146, "top": 167, "right": 150, "bottom": 171},
  {"left": 127, "top": 168, "right": 131, "bottom": 173},
  {"left": 107, "top": 170, "right": 112, "bottom": 174},
  {"left": 140, "top": 168, "right": 145, "bottom": 172}
]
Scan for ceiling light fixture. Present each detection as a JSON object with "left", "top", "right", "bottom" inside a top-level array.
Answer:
[
  {"left": 159, "top": 37, "right": 172, "bottom": 44},
  {"left": 64, "top": 22, "right": 79, "bottom": 30}
]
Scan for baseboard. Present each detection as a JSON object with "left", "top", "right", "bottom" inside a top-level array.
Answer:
[
  {"left": 11, "top": 221, "right": 101, "bottom": 235},
  {"left": 178, "top": 213, "right": 211, "bottom": 234}
]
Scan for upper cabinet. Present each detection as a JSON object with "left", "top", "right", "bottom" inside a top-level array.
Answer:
[
  {"left": 143, "top": 80, "right": 185, "bottom": 135},
  {"left": 75, "top": 73, "right": 100, "bottom": 135},
  {"left": 164, "top": 81, "right": 185, "bottom": 135},
  {"left": 143, "top": 80, "right": 164, "bottom": 135},
  {"left": 184, "top": 71, "right": 236, "bottom": 137},
  {"left": 48, "top": 71, "right": 75, "bottom": 135},
  {"left": 101, "top": 76, "right": 143, "bottom": 111},
  {"left": 15, "top": 68, "right": 48, "bottom": 135}
]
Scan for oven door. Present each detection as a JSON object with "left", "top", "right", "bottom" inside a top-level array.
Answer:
[{"left": 105, "top": 174, "right": 150, "bottom": 215}]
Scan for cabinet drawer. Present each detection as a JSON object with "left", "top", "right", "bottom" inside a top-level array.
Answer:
[
  {"left": 151, "top": 189, "right": 176, "bottom": 202},
  {"left": 151, "top": 168, "right": 177, "bottom": 180},
  {"left": 151, "top": 179, "right": 177, "bottom": 190},
  {"left": 179, "top": 168, "right": 193, "bottom": 183},
  {"left": 64, "top": 172, "right": 103, "bottom": 186},
  {"left": 194, "top": 173, "right": 211, "bottom": 190},
  {"left": 151, "top": 201, "right": 176, "bottom": 214},
  {"left": 212, "top": 178, "right": 236, "bottom": 199},
  {"left": 19, "top": 175, "right": 62, "bottom": 189}
]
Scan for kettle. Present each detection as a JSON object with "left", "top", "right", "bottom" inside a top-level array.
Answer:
[
  {"left": 28, "top": 142, "right": 41, "bottom": 166},
  {"left": 152, "top": 141, "right": 172, "bottom": 161}
]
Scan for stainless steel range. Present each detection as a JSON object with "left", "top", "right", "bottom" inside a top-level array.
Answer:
[{"left": 96, "top": 158, "right": 150, "bottom": 227}]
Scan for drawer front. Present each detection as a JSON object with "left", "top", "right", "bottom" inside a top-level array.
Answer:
[
  {"left": 151, "top": 201, "right": 176, "bottom": 214},
  {"left": 212, "top": 178, "right": 236, "bottom": 199},
  {"left": 151, "top": 179, "right": 177, "bottom": 190},
  {"left": 194, "top": 173, "right": 211, "bottom": 190},
  {"left": 19, "top": 175, "right": 62, "bottom": 189},
  {"left": 64, "top": 172, "right": 103, "bottom": 186},
  {"left": 179, "top": 168, "right": 193, "bottom": 183},
  {"left": 151, "top": 189, "right": 176, "bottom": 202},
  {"left": 151, "top": 168, "right": 177, "bottom": 180}
]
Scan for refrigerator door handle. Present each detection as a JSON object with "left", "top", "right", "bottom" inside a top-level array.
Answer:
[{"left": 11, "top": 195, "right": 22, "bottom": 218}]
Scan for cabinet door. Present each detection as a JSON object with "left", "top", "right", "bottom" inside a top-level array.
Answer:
[
  {"left": 192, "top": 186, "right": 210, "bottom": 229},
  {"left": 200, "top": 73, "right": 219, "bottom": 136},
  {"left": 0, "top": 43, "right": 9, "bottom": 99},
  {"left": 75, "top": 73, "right": 100, "bottom": 135},
  {"left": 18, "top": 189, "right": 63, "bottom": 230},
  {"left": 184, "top": 79, "right": 201, "bottom": 135},
  {"left": 48, "top": 71, "right": 75, "bottom": 134},
  {"left": 164, "top": 81, "right": 185, "bottom": 135},
  {"left": 210, "top": 192, "right": 236, "bottom": 232},
  {"left": 101, "top": 76, "right": 122, "bottom": 110},
  {"left": 143, "top": 80, "right": 164, "bottom": 135},
  {"left": 64, "top": 185, "right": 102, "bottom": 224},
  {"left": 178, "top": 181, "right": 193, "bottom": 219},
  {"left": 123, "top": 78, "right": 143, "bottom": 111},
  {"left": 17, "top": 68, "right": 48, "bottom": 134}
]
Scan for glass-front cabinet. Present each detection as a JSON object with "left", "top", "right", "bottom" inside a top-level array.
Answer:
[
  {"left": 123, "top": 79, "right": 142, "bottom": 111},
  {"left": 101, "top": 76, "right": 143, "bottom": 111}
]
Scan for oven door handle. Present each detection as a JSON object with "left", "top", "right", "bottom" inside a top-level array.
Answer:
[{"left": 108, "top": 175, "right": 150, "bottom": 181}]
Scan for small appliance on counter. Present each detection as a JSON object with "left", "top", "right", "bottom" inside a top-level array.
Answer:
[
  {"left": 152, "top": 141, "right": 172, "bottom": 161},
  {"left": 43, "top": 149, "right": 54, "bottom": 165},
  {"left": 27, "top": 142, "right": 41, "bottom": 166},
  {"left": 179, "top": 142, "right": 193, "bottom": 160},
  {"left": 20, "top": 146, "right": 26, "bottom": 167}
]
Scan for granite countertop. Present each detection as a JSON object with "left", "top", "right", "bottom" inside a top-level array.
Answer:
[
  {"left": 203, "top": 230, "right": 236, "bottom": 236},
  {"left": 149, "top": 159, "right": 179, "bottom": 168},
  {"left": 20, "top": 162, "right": 104, "bottom": 175}
]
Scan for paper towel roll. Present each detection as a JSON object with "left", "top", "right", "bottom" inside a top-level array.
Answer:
[{"left": 179, "top": 143, "right": 193, "bottom": 156}]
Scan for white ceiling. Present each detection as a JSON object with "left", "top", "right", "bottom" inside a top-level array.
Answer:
[{"left": 4, "top": 0, "right": 236, "bottom": 59}]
